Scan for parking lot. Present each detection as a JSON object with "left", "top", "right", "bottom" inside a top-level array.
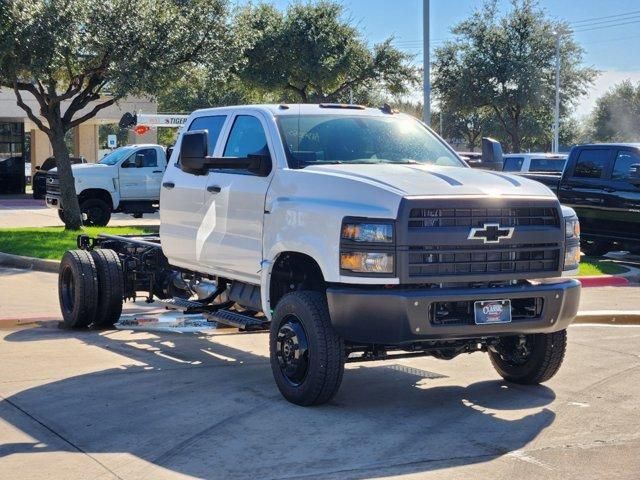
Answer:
[{"left": 1, "top": 267, "right": 639, "bottom": 479}]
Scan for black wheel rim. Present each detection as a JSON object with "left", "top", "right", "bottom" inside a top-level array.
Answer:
[
  {"left": 276, "top": 315, "right": 309, "bottom": 386},
  {"left": 496, "top": 335, "right": 533, "bottom": 366},
  {"left": 60, "top": 266, "right": 75, "bottom": 313},
  {"left": 83, "top": 206, "right": 105, "bottom": 226}
]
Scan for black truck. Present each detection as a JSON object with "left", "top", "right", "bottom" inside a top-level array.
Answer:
[{"left": 520, "top": 144, "right": 640, "bottom": 256}]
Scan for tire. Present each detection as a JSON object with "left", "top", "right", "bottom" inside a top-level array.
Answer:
[
  {"left": 270, "top": 291, "right": 345, "bottom": 406},
  {"left": 581, "top": 240, "right": 611, "bottom": 257},
  {"left": 80, "top": 198, "right": 111, "bottom": 227},
  {"left": 58, "top": 250, "right": 99, "bottom": 329},
  {"left": 90, "top": 249, "right": 124, "bottom": 328},
  {"left": 489, "top": 330, "right": 567, "bottom": 384}
]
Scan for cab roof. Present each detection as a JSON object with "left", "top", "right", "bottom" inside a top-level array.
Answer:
[{"left": 190, "top": 103, "right": 400, "bottom": 118}]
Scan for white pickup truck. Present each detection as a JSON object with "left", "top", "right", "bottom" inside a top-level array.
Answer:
[
  {"left": 57, "top": 104, "right": 581, "bottom": 406},
  {"left": 45, "top": 144, "right": 166, "bottom": 226}
]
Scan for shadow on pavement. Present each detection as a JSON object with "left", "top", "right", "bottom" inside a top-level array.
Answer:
[{"left": 1, "top": 324, "right": 556, "bottom": 479}]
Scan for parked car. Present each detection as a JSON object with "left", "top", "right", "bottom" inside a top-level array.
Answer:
[
  {"left": 519, "top": 143, "right": 640, "bottom": 255},
  {"left": 45, "top": 144, "right": 166, "bottom": 226},
  {"left": 503, "top": 153, "right": 567, "bottom": 174},
  {"left": 32, "top": 156, "right": 86, "bottom": 199},
  {"left": 57, "top": 104, "right": 581, "bottom": 406}
]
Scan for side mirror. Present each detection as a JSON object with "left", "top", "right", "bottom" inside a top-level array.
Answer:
[
  {"left": 481, "top": 137, "right": 504, "bottom": 171},
  {"left": 166, "top": 145, "right": 174, "bottom": 162},
  {"left": 134, "top": 154, "right": 145, "bottom": 168},
  {"left": 204, "top": 153, "right": 272, "bottom": 177},
  {"left": 180, "top": 130, "right": 208, "bottom": 174}
]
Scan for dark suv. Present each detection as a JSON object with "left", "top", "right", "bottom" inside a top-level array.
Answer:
[{"left": 32, "top": 156, "right": 85, "bottom": 199}]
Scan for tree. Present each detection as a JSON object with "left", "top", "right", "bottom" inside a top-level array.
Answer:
[
  {"left": 0, "top": 0, "right": 235, "bottom": 229},
  {"left": 432, "top": 0, "right": 596, "bottom": 152},
  {"left": 237, "top": 1, "right": 420, "bottom": 103},
  {"left": 590, "top": 80, "right": 640, "bottom": 142}
]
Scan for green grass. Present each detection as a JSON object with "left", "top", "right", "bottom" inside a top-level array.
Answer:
[
  {"left": 578, "top": 257, "right": 628, "bottom": 276},
  {"left": 0, "top": 226, "right": 154, "bottom": 260}
]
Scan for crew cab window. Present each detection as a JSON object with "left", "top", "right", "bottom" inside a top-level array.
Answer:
[
  {"left": 223, "top": 115, "right": 268, "bottom": 158},
  {"left": 612, "top": 150, "right": 640, "bottom": 181},
  {"left": 188, "top": 115, "right": 226, "bottom": 155},
  {"left": 574, "top": 149, "right": 609, "bottom": 178},
  {"left": 529, "top": 158, "right": 566, "bottom": 173},
  {"left": 503, "top": 157, "right": 524, "bottom": 171}
]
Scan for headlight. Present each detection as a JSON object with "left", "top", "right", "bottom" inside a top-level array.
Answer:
[
  {"left": 340, "top": 252, "right": 394, "bottom": 274},
  {"left": 341, "top": 222, "right": 393, "bottom": 243},
  {"left": 565, "top": 216, "right": 580, "bottom": 239},
  {"left": 564, "top": 244, "right": 581, "bottom": 270}
]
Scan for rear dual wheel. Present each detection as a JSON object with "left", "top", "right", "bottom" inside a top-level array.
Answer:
[{"left": 58, "top": 249, "right": 123, "bottom": 329}]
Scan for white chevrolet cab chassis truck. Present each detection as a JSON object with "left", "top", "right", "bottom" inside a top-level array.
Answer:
[
  {"left": 46, "top": 144, "right": 167, "bottom": 226},
  {"left": 58, "top": 104, "right": 581, "bottom": 406}
]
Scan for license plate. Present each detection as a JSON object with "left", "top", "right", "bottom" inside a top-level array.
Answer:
[{"left": 474, "top": 300, "right": 512, "bottom": 325}]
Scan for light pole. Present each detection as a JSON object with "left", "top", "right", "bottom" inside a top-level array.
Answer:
[
  {"left": 552, "top": 30, "right": 562, "bottom": 153},
  {"left": 423, "top": 0, "right": 430, "bottom": 125}
]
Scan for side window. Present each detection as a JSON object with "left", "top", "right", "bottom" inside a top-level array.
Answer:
[
  {"left": 612, "top": 150, "right": 640, "bottom": 181},
  {"left": 503, "top": 157, "right": 524, "bottom": 171},
  {"left": 187, "top": 115, "right": 226, "bottom": 156},
  {"left": 529, "top": 158, "right": 565, "bottom": 173},
  {"left": 123, "top": 149, "right": 157, "bottom": 168},
  {"left": 574, "top": 149, "right": 609, "bottom": 179},
  {"left": 223, "top": 115, "right": 268, "bottom": 158}
]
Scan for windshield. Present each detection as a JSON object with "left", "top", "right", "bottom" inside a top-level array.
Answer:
[
  {"left": 277, "top": 115, "right": 464, "bottom": 168},
  {"left": 98, "top": 147, "right": 134, "bottom": 166}
]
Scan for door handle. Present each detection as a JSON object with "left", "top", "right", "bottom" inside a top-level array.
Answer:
[
  {"left": 153, "top": 170, "right": 163, "bottom": 173},
  {"left": 207, "top": 185, "right": 221, "bottom": 193},
  {"left": 603, "top": 187, "right": 615, "bottom": 193},
  {"left": 162, "top": 181, "right": 175, "bottom": 189}
]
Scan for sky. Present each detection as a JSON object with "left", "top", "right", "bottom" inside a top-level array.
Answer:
[{"left": 249, "top": 0, "right": 640, "bottom": 119}]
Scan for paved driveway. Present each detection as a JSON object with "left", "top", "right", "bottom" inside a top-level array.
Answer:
[{"left": 1, "top": 320, "right": 639, "bottom": 480}]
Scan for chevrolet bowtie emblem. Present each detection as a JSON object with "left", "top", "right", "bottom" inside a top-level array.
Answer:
[{"left": 468, "top": 223, "right": 514, "bottom": 244}]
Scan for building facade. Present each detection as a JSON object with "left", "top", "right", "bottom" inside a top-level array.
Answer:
[{"left": 0, "top": 88, "right": 157, "bottom": 194}]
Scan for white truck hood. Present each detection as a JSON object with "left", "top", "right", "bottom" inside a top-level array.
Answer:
[
  {"left": 303, "top": 163, "right": 554, "bottom": 197},
  {"left": 50, "top": 163, "right": 116, "bottom": 178}
]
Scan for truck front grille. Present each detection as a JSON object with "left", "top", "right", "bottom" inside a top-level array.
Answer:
[
  {"left": 408, "top": 243, "right": 559, "bottom": 277},
  {"left": 46, "top": 172, "right": 60, "bottom": 195},
  {"left": 397, "top": 198, "right": 563, "bottom": 282},
  {"left": 409, "top": 206, "right": 559, "bottom": 228}
]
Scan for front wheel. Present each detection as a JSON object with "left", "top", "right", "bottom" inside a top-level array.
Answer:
[
  {"left": 270, "top": 291, "right": 345, "bottom": 406},
  {"left": 80, "top": 198, "right": 111, "bottom": 226},
  {"left": 489, "top": 330, "right": 567, "bottom": 384}
]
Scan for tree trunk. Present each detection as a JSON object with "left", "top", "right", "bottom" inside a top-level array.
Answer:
[{"left": 48, "top": 120, "right": 83, "bottom": 230}]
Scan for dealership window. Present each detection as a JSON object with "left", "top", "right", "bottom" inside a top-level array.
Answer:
[{"left": 574, "top": 149, "right": 609, "bottom": 178}]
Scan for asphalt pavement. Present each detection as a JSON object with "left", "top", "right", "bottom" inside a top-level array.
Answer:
[{"left": 0, "top": 267, "right": 640, "bottom": 479}]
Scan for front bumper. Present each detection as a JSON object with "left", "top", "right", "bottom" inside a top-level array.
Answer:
[{"left": 326, "top": 279, "right": 581, "bottom": 344}]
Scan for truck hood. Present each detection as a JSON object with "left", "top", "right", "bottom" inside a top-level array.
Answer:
[
  {"left": 304, "top": 164, "right": 554, "bottom": 197},
  {"left": 50, "top": 163, "right": 116, "bottom": 178}
]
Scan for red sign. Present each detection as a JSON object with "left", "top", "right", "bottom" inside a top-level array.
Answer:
[{"left": 134, "top": 125, "right": 150, "bottom": 135}]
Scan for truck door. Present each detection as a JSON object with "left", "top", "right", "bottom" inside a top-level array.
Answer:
[
  {"left": 559, "top": 148, "right": 614, "bottom": 239},
  {"left": 600, "top": 148, "right": 640, "bottom": 243},
  {"left": 119, "top": 148, "right": 161, "bottom": 199},
  {"left": 198, "top": 113, "right": 274, "bottom": 284},
  {"left": 160, "top": 115, "right": 228, "bottom": 270}
]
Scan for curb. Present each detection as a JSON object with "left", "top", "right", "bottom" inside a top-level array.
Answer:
[
  {"left": 578, "top": 275, "right": 630, "bottom": 288},
  {"left": 0, "top": 252, "right": 59, "bottom": 273},
  {"left": 573, "top": 310, "right": 640, "bottom": 325}
]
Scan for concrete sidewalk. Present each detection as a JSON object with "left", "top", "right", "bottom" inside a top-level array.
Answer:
[{"left": 0, "top": 197, "right": 159, "bottom": 228}]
